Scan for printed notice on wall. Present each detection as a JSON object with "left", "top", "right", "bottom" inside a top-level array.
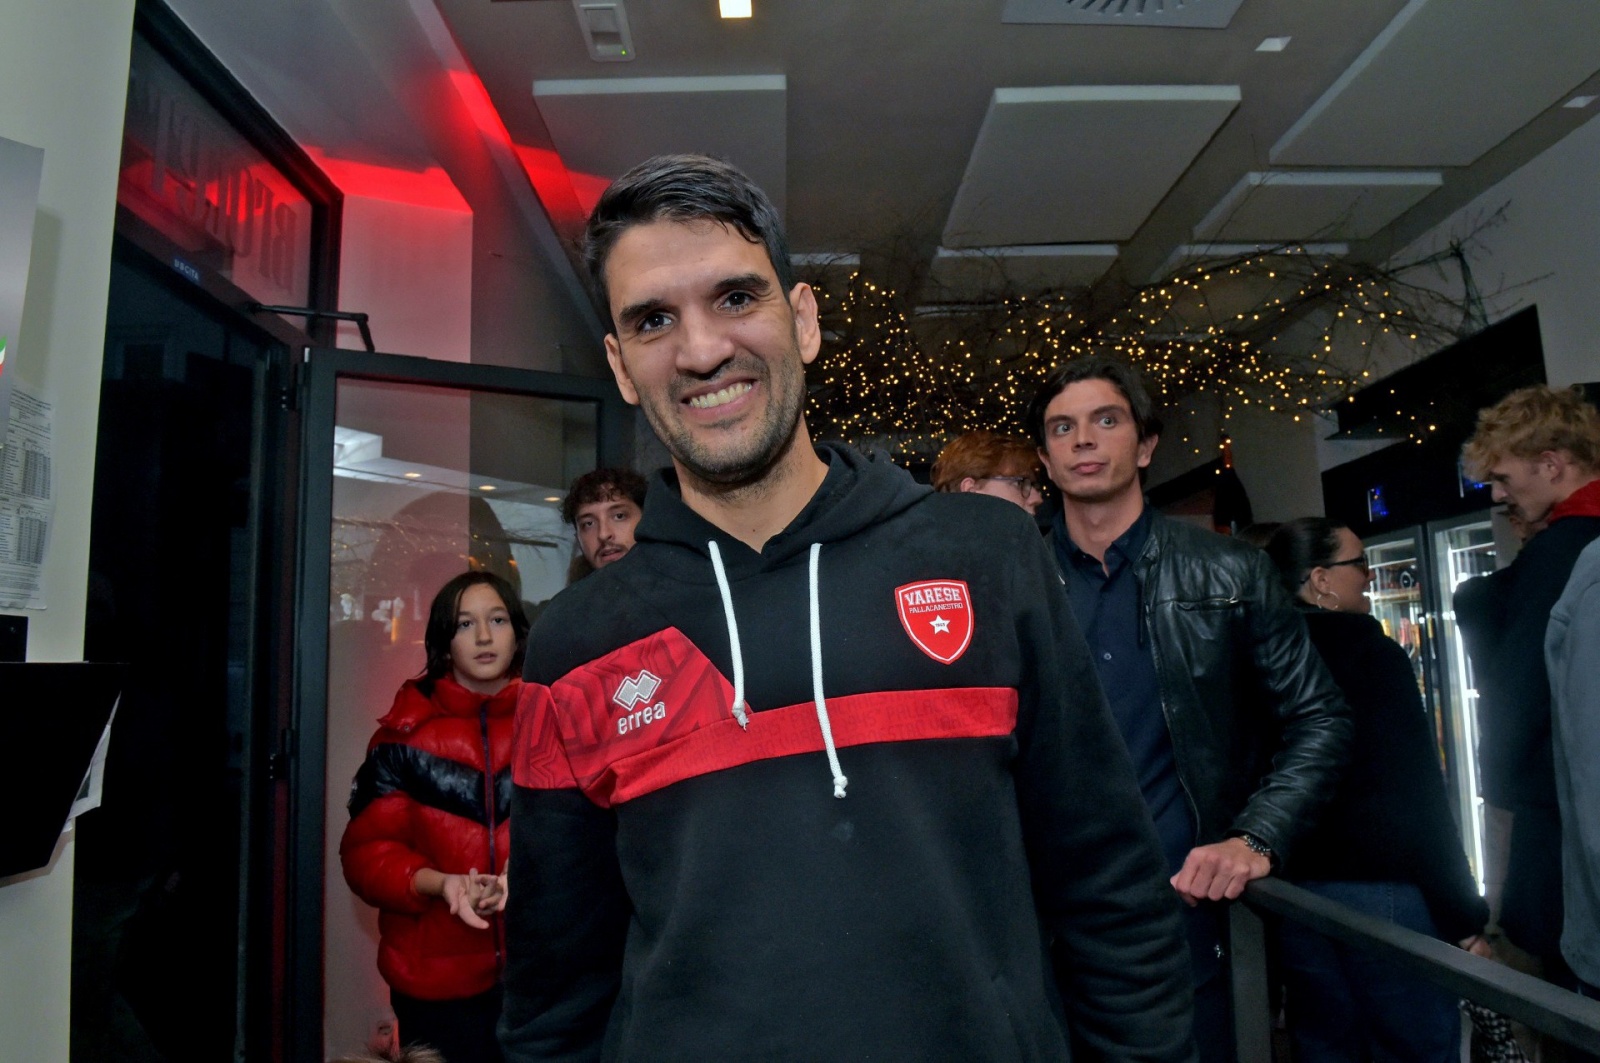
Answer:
[
  {"left": 0, "top": 386, "right": 52, "bottom": 608},
  {"left": 0, "top": 135, "right": 45, "bottom": 447}
]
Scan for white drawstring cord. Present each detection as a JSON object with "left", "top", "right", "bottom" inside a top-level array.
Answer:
[
  {"left": 707, "top": 541, "right": 749, "bottom": 729},
  {"left": 808, "top": 544, "right": 848, "bottom": 798}
]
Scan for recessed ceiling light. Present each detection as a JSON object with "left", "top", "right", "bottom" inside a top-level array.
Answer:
[
  {"left": 720, "top": 0, "right": 752, "bottom": 18},
  {"left": 543, "top": 495, "right": 562, "bottom": 503},
  {"left": 478, "top": 484, "right": 497, "bottom": 492},
  {"left": 402, "top": 471, "right": 422, "bottom": 479},
  {"left": 1256, "top": 36, "right": 1291, "bottom": 52},
  {"left": 1564, "top": 95, "right": 1598, "bottom": 109}
]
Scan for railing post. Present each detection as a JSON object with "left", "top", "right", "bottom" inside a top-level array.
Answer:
[{"left": 1229, "top": 900, "right": 1273, "bottom": 1063}]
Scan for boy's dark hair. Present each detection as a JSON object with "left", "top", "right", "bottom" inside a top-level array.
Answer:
[
  {"left": 561, "top": 467, "right": 647, "bottom": 526},
  {"left": 582, "top": 153, "right": 794, "bottom": 330},
  {"left": 1025, "top": 355, "right": 1164, "bottom": 446},
  {"left": 419, "top": 570, "right": 529, "bottom": 693}
]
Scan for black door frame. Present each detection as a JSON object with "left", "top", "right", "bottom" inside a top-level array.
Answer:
[{"left": 287, "top": 347, "right": 629, "bottom": 1061}]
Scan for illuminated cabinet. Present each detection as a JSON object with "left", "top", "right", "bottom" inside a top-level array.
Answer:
[{"left": 1362, "top": 514, "right": 1497, "bottom": 890}]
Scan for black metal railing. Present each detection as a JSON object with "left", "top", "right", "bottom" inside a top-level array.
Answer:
[{"left": 1229, "top": 877, "right": 1600, "bottom": 1061}]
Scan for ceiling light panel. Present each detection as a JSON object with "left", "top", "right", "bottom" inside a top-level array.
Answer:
[
  {"left": 942, "top": 86, "right": 1240, "bottom": 247},
  {"left": 720, "top": 0, "right": 752, "bottom": 17},
  {"left": 1001, "top": 0, "right": 1245, "bottom": 29},
  {"left": 1272, "top": 0, "right": 1600, "bottom": 167},
  {"left": 1192, "top": 171, "right": 1442, "bottom": 242},
  {"left": 533, "top": 75, "right": 787, "bottom": 217}
]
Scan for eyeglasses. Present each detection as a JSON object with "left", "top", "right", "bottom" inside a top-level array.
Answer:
[
  {"left": 984, "top": 475, "right": 1043, "bottom": 496},
  {"left": 1324, "top": 555, "right": 1371, "bottom": 577}
]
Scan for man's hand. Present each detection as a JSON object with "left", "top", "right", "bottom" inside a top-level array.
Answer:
[
  {"left": 1170, "top": 837, "right": 1271, "bottom": 906},
  {"left": 1459, "top": 934, "right": 1493, "bottom": 959}
]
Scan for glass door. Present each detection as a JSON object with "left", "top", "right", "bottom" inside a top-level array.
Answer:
[
  {"left": 289, "top": 348, "right": 629, "bottom": 1062},
  {"left": 1429, "top": 513, "right": 1498, "bottom": 891},
  {"left": 1364, "top": 529, "right": 1431, "bottom": 707}
]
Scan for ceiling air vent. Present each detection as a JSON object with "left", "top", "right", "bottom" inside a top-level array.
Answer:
[
  {"left": 572, "top": 0, "right": 635, "bottom": 62},
  {"left": 1002, "top": 0, "right": 1245, "bottom": 29}
]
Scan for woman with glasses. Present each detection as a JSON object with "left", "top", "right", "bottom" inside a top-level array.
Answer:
[
  {"left": 1264, "top": 517, "right": 1489, "bottom": 1062},
  {"left": 930, "top": 430, "right": 1045, "bottom": 516}
]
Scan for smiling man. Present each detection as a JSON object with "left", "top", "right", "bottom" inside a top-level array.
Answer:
[
  {"left": 1027, "top": 356, "right": 1350, "bottom": 1063},
  {"left": 499, "top": 155, "right": 1194, "bottom": 1063}
]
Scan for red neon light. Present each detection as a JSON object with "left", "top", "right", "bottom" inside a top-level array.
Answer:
[{"left": 302, "top": 146, "right": 469, "bottom": 212}]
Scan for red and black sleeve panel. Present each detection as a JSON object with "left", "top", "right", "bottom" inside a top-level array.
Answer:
[{"left": 512, "top": 625, "right": 1018, "bottom": 808}]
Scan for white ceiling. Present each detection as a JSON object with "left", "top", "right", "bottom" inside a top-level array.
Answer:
[{"left": 171, "top": 0, "right": 1600, "bottom": 310}]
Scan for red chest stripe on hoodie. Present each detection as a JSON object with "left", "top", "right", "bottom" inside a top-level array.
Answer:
[{"left": 511, "top": 627, "right": 1019, "bottom": 805}]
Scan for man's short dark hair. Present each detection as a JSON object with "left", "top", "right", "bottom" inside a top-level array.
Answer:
[
  {"left": 562, "top": 467, "right": 647, "bottom": 525},
  {"left": 1025, "top": 355, "right": 1164, "bottom": 446},
  {"left": 582, "top": 153, "right": 794, "bottom": 331}
]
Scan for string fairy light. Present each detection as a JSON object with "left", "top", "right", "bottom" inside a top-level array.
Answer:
[{"left": 800, "top": 229, "right": 1497, "bottom": 458}]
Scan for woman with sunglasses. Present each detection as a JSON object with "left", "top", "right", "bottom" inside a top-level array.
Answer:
[{"left": 1264, "top": 518, "right": 1489, "bottom": 1062}]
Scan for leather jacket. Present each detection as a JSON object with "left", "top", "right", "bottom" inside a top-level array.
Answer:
[{"left": 1132, "top": 512, "right": 1350, "bottom": 864}]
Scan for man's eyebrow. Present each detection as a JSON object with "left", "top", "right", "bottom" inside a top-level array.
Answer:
[
  {"left": 712, "top": 273, "right": 773, "bottom": 297},
  {"left": 615, "top": 297, "right": 666, "bottom": 332},
  {"left": 1091, "top": 405, "right": 1128, "bottom": 418}
]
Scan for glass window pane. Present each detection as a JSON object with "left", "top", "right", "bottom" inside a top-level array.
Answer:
[{"left": 321, "top": 377, "right": 598, "bottom": 1055}]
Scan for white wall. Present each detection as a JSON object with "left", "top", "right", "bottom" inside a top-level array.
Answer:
[
  {"left": 1398, "top": 110, "right": 1600, "bottom": 387},
  {"left": 0, "top": 2, "right": 138, "bottom": 1061},
  {"left": 335, "top": 195, "right": 474, "bottom": 360}
]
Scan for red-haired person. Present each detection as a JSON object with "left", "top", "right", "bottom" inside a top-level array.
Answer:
[
  {"left": 340, "top": 571, "right": 528, "bottom": 1063},
  {"left": 930, "top": 430, "right": 1045, "bottom": 515}
]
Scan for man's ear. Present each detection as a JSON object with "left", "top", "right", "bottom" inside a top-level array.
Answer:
[
  {"left": 1539, "top": 449, "right": 1569, "bottom": 480},
  {"left": 790, "top": 282, "right": 822, "bottom": 365},
  {"left": 604, "top": 333, "right": 640, "bottom": 406},
  {"left": 1137, "top": 433, "right": 1160, "bottom": 468},
  {"left": 958, "top": 477, "right": 980, "bottom": 493}
]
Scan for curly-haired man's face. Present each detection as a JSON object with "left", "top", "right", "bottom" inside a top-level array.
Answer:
[
  {"left": 575, "top": 493, "right": 643, "bottom": 569},
  {"left": 1486, "top": 455, "right": 1562, "bottom": 525}
]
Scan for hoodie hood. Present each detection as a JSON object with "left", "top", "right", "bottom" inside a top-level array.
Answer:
[{"left": 632, "top": 442, "right": 930, "bottom": 581}]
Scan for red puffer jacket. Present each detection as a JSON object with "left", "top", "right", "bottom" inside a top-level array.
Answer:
[{"left": 340, "top": 673, "right": 519, "bottom": 1000}]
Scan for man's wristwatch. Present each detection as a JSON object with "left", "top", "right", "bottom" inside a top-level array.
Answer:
[{"left": 1234, "top": 832, "right": 1276, "bottom": 868}]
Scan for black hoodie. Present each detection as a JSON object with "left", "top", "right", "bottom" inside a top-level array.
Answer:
[{"left": 501, "top": 444, "right": 1192, "bottom": 1062}]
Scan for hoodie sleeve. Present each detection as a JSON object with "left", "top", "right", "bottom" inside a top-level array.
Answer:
[
  {"left": 1007, "top": 522, "right": 1196, "bottom": 1062},
  {"left": 499, "top": 682, "right": 630, "bottom": 1063}
]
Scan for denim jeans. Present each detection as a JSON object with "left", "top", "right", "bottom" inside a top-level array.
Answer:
[{"left": 1277, "top": 880, "right": 1460, "bottom": 1062}]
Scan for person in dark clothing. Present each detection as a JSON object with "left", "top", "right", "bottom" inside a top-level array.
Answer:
[
  {"left": 498, "top": 154, "right": 1194, "bottom": 1062},
  {"left": 1459, "top": 384, "right": 1600, "bottom": 979},
  {"left": 1266, "top": 517, "right": 1490, "bottom": 1061},
  {"left": 1027, "top": 357, "right": 1351, "bottom": 1063}
]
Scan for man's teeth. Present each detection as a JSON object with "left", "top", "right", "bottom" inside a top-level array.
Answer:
[{"left": 688, "top": 382, "right": 753, "bottom": 409}]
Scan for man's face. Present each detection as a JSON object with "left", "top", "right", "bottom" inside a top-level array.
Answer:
[
  {"left": 1037, "top": 378, "right": 1157, "bottom": 506},
  {"left": 574, "top": 492, "right": 642, "bottom": 569},
  {"left": 601, "top": 219, "right": 820, "bottom": 487},
  {"left": 1487, "top": 454, "right": 1562, "bottom": 525}
]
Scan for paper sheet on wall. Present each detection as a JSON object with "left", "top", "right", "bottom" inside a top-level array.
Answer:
[
  {"left": 0, "top": 386, "right": 52, "bottom": 608},
  {"left": 67, "top": 697, "right": 119, "bottom": 825}
]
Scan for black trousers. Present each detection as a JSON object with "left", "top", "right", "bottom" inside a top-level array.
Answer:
[{"left": 391, "top": 985, "right": 504, "bottom": 1063}]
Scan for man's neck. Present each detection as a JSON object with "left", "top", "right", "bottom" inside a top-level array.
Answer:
[
  {"left": 1060, "top": 488, "right": 1146, "bottom": 564},
  {"left": 676, "top": 424, "right": 830, "bottom": 553}
]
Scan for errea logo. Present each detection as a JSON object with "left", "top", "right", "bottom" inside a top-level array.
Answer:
[{"left": 612, "top": 670, "right": 667, "bottom": 736}]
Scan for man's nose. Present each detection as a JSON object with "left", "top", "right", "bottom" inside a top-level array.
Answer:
[
  {"left": 1490, "top": 484, "right": 1507, "bottom": 503},
  {"left": 675, "top": 308, "right": 737, "bottom": 375}
]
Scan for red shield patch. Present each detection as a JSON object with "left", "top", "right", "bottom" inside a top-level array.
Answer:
[{"left": 895, "top": 579, "right": 974, "bottom": 664}]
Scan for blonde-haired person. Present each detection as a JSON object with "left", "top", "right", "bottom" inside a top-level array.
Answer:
[
  {"left": 1458, "top": 384, "right": 1600, "bottom": 986},
  {"left": 930, "top": 430, "right": 1045, "bottom": 515}
]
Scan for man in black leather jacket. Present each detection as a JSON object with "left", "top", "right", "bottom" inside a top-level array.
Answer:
[{"left": 1028, "top": 357, "right": 1350, "bottom": 1062}]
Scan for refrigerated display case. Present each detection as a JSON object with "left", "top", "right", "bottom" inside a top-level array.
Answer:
[
  {"left": 1361, "top": 513, "right": 1497, "bottom": 892},
  {"left": 1430, "top": 515, "right": 1499, "bottom": 892}
]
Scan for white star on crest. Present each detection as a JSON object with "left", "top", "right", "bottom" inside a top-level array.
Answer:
[{"left": 930, "top": 615, "right": 952, "bottom": 634}]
